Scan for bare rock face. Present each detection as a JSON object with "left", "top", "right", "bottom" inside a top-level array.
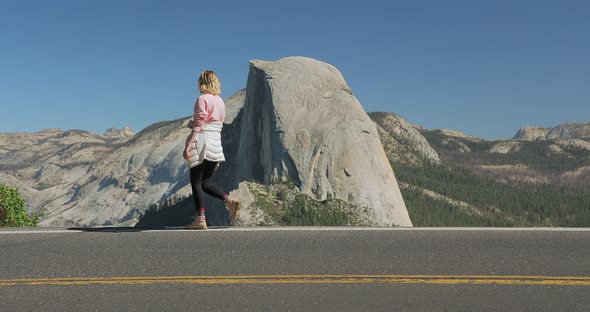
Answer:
[
  {"left": 369, "top": 112, "right": 440, "bottom": 166},
  {"left": 488, "top": 141, "right": 522, "bottom": 154},
  {"left": 104, "top": 127, "right": 135, "bottom": 142},
  {"left": 0, "top": 122, "right": 194, "bottom": 227},
  {"left": 441, "top": 137, "right": 472, "bottom": 153},
  {"left": 546, "top": 123, "right": 590, "bottom": 140},
  {"left": 224, "top": 88, "right": 247, "bottom": 124},
  {"left": 513, "top": 126, "right": 551, "bottom": 141},
  {"left": 434, "top": 129, "right": 483, "bottom": 142},
  {"left": 513, "top": 123, "right": 590, "bottom": 141},
  {"left": 227, "top": 57, "right": 412, "bottom": 226}
]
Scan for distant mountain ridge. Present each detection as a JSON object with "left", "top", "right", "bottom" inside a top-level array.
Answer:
[
  {"left": 513, "top": 122, "right": 590, "bottom": 141},
  {"left": 3, "top": 108, "right": 589, "bottom": 227}
]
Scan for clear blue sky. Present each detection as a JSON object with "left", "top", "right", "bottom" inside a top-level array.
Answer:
[{"left": 1, "top": 0, "right": 589, "bottom": 139}]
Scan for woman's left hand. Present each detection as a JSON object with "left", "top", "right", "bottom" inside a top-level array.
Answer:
[{"left": 184, "top": 131, "right": 197, "bottom": 160}]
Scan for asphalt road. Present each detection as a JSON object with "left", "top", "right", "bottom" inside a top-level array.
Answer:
[{"left": 0, "top": 227, "right": 589, "bottom": 311}]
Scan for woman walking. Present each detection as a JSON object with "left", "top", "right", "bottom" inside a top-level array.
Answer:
[{"left": 183, "top": 70, "right": 240, "bottom": 230}]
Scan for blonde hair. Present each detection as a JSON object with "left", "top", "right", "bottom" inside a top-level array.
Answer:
[{"left": 198, "top": 70, "right": 221, "bottom": 95}]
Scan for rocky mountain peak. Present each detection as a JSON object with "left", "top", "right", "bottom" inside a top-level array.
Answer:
[
  {"left": 105, "top": 126, "right": 135, "bottom": 138},
  {"left": 230, "top": 56, "right": 412, "bottom": 226},
  {"left": 433, "top": 129, "right": 483, "bottom": 142},
  {"left": 513, "top": 122, "right": 590, "bottom": 141},
  {"left": 513, "top": 126, "right": 550, "bottom": 141},
  {"left": 368, "top": 112, "right": 440, "bottom": 166}
]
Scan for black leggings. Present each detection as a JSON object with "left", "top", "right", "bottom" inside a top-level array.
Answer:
[{"left": 189, "top": 160, "right": 226, "bottom": 211}]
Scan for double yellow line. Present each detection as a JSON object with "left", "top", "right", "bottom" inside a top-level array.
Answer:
[{"left": 1, "top": 274, "right": 589, "bottom": 287}]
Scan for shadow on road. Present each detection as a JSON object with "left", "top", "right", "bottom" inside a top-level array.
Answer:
[
  {"left": 68, "top": 226, "right": 172, "bottom": 233},
  {"left": 67, "top": 226, "right": 231, "bottom": 233},
  {"left": 134, "top": 195, "right": 230, "bottom": 228}
]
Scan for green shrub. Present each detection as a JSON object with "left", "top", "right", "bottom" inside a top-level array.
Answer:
[
  {"left": 246, "top": 182, "right": 368, "bottom": 226},
  {"left": 0, "top": 184, "right": 40, "bottom": 227},
  {"left": 282, "top": 194, "right": 351, "bottom": 226}
]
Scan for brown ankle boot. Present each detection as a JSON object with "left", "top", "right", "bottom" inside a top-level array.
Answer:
[
  {"left": 186, "top": 215, "right": 207, "bottom": 230},
  {"left": 226, "top": 199, "right": 241, "bottom": 226}
]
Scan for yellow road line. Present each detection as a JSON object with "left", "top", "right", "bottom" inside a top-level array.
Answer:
[
  {"left": 1, "top": 274, "right": 589, "bottom": 287},
  {"left": 3, "top": 274, "right": 590, "bottom": 282}
]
